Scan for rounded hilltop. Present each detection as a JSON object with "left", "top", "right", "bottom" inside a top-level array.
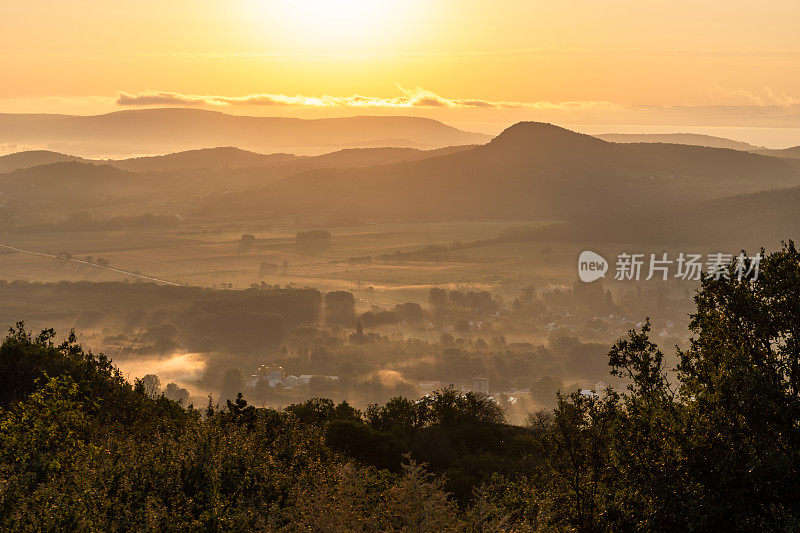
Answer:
[{"left": 490, "top": 121, "right": 608, "bottom": 148}]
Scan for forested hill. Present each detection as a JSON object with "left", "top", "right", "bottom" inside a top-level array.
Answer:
[{"left": 199, "top": 122, "right": 800, "bottom": 221}]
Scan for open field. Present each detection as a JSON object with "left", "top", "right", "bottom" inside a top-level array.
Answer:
[
  {"left": 0, "top": 219, "right": 721, "bottom": 304},
  {"left": 0, "top": 220, "right": 557, "bottom": 304}
]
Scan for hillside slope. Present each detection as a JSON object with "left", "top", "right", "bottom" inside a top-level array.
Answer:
[
  {"left": 199, "top": 122, "right": 800, "bottom": 221},
  {"left": 107, "top": 147, "right": 298, "bottom": 172},
  {"left": 753, "top": 145, "right": 800, "bottom": 159},
  {"left": 596, "top": 133, "right": 762, "bottom": 151},
  {"left": 523, "top": 185, "right": 800, "bottom": 249},
  {"left": 0, "top": 150, "right": 87, "bottom": 172}
]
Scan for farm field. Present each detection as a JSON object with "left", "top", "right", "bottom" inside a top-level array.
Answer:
[{"left": 0, "top": 220, "right": 573, "bottom": 307}]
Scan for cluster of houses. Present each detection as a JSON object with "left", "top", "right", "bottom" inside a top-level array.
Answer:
[
  {"left": 247, "top": 364, "right": 610, "bottom": 406},
  {"left": 249, "top": 363, "right": 339, "bottom": 390}
]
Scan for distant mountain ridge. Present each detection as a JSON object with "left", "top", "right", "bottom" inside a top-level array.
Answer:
[
  {"left": 752, "top": 145, "right": 800, "bottom": 160},
  {"left": 0, "top": 144, "right": 476, "bottom": 173},
  {"left": 108, "top": 147, "right": 298, "bottom": 172},
  {"left": 596, "top": 132, "right": 763, "bottom": 151},
  {"left": 0, "top": 108, "right": 490, "bottom": 157},
  {"left": 597, "top": 132, "right": 800, "bottom": 162}
]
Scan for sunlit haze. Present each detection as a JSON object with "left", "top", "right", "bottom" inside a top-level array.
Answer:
[{"left": 3, "top": 1, "right": 800, "bottom": 145}]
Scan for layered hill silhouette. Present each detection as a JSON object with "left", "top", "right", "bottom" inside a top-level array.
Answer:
[
  {"left": 597, "top": 133, "right": 800, "bottom": 161},
  {"left": 199, "top": 122, "right": 800, "bottom": 222},
  {"left": 0, "top": 144, "right": 474, "bottom": 174},
  {"left": 0, "top": 144, "right": 480, "bottom": 224},
  {"left": 114, "top": 145, "right": 474, "bottom": 174},
  {"left": 108, "top": 147, "right": 298, "bottom": 172},
  {"left": 0, "top": 147, "right": 292, "bottom": 174},
  {"left": 4, "top": 122, "right": 798, "bottom": 240},
  {"left": 0, "top": 161, "right": 131, "bottom": 190},
  {"left": 0, "top": 109, "right": 490, "bottom": 157},
  {"left": 0, "top": 150, "right": 88, "bottom": 173},
  {"left": 595, "top": 133, "right": 763, "bottom": 151},
  {"left": 753, "top": 145, "right": 800, "bottom": 160},
  {"left": 0, "top": 161, "right": 137, "bottom": 221},
  {"left": 523, "top": 185, "right": 800, "bottom": 249}
]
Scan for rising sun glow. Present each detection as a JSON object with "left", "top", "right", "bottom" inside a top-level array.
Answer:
[{"left": 245, "top": 0, "right": 413, "bottom": 51}]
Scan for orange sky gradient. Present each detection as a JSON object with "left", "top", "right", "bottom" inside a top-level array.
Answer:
[{"left": 2, "top": 0, "right": 800, "bottom": 145}]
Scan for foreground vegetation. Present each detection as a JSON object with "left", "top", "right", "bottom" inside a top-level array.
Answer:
[{"left": 1, "top": 242, "right": 798, "bottom": 531}]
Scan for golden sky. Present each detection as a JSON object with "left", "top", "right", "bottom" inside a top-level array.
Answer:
[{"left": 2, "top": 0, "right": 800, "bottom": 142}]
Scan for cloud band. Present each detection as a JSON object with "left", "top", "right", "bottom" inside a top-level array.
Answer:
[{"left": 115, "top": 86, "right": 574, "bottom": 110}]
